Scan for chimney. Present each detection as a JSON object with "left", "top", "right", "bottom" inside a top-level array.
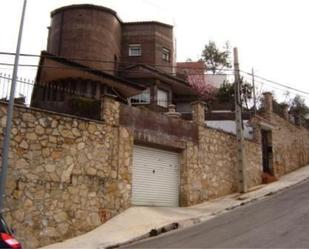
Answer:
[
  {"left": 263, "top": 92, "right": 273, "bottom": 113},
  {"left": 282, "top": 104, "right": 289, "bottom": 121}
]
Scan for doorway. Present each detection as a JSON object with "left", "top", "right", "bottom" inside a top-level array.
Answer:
[{"left": 261, "top": 129, "right": 273, "bottom": 174}]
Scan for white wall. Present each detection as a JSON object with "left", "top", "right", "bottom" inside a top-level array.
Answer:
[
  {"left": 206, "top": 120, "right": 253, "bottom": 139},
  {"left": 205, "top": 74, "right": 227, "bottom": 88}
]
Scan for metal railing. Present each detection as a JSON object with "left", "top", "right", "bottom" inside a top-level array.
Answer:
[
  {"left": 0, "top": 73, "right": 34, "bottom": 106},
  {"left": 0, "top": 74, "right": 102, "bottom": 120}
]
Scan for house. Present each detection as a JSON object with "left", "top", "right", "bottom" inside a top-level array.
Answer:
[
  {"left": 32, "top": 4, "right": 197, "bottom": 114},
  {"left": 2, "top": 5, "right": 309, "bottom": 248},
  {"left": 175, "top": 61, "right": 253, "bottom": 137}
]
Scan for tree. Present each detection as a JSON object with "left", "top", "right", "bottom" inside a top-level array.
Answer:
[
  {"left": 241, "top": 80, "right": 253, "bottom": 110},
  {"left": 187, "top": 73, "right": 217, "bottom": 101},
  {"left": 216, "top": 81, "right": 234, "bottom": 102},
  {"left": 290, "top": 95, "right": 309, "bottom": 116},
  {"left": 201, "top": 41, "right": 232, "bottom": 74},
  {"left": 178, "top": 60, "right": 217, "bottom": 102},
  {"left": 215, "top": 78, "right": 253, "bottom": 109},
  {"left": 258, "top": 93, "right": 309, "bottom": 122}
]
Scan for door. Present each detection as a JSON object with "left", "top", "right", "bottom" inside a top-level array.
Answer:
[
  {"left": 261, "top": 130, "right": 273, "bottom": 174},
  {"left": 132, "top": 145, "right": 180, "bottom": 207}
]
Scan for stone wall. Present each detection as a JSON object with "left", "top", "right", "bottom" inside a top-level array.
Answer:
[
  {"left": 181, "top": 125, "right": 262, "bottom": 206},
  {"left": 269, "top": 114, "right": 309, "bottom": 177},
  {"left": 0, "top": 102, "right": 132, "bottom": 249},
  {"left": 254, "top": 92, "right": 309, "bottom": 178},
  {"left": 0, "top": 99, "right": 265, "bottom": 249},
  {"left": 120, "top": 102, "right": 262, "bottom": 206},
  {"left": 4, "top": 96, "right": 307, "bottom": 249}
]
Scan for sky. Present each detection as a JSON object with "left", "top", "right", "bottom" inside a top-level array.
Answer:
[{"left": 1, "top": 0, "right": 309, "bottom": 103}]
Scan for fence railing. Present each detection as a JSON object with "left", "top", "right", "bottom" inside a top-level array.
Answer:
[
  {"left": 0, "top": 74, "right": 102, "bottom": 120},
  {"left": 0, "top": 73, "right": 34, "bottom": 106}
]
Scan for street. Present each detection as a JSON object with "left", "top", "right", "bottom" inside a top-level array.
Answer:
[{"left": 123, "top": 180, "right": 309, "bottom": 248}]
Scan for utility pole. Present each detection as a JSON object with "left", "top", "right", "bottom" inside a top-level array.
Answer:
[
  {"left": 252, "top": 68, "right": 257, "bottom": 114},
  {"left": 233, "top": 47, "right": 247, "bottom": 193},
  {"left": 0, "top": 0, "right": 27, "bottom": 212}
]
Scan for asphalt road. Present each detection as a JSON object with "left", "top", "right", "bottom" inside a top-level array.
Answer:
[{"left": 123, "top": 180, "right": 309, "bottom": 248}]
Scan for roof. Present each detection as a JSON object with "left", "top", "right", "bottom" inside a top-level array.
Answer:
[
  {"left": 121, "top": 64, "right": 198, "bottom": 96},
  {"left": 123, "top": 21, "right": 173, "bottom": 29},
  {"left": 176, "top": 61, "right": 206, "bottom": 80},
  {"left": 176, "top": 61, "right": 206, "bottom": 71},
  {"left": 36, "top": 51, "right": 145, "bottom": 98},
  {"left": 51, "top": 4, "right": 173, "bottom": 29},
  {"left": 51, "top": 4, "right": 122, "bottom": 22}
]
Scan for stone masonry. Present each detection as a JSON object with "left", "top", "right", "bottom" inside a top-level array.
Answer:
[
  {"left": 251, "top": 92, "right": 309, "bottom": 178},
  {"left": 1, "top": 93, "right": 308, "bottom": 248},
  {"left": 180, "top": 102, "right": 262, "bottom": 205},
  {"left": 0, "top": 100, "right": 132, "bottom": 249}
]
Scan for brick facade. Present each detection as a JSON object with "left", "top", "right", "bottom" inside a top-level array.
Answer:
[
  {"left": 47, "top": 5, "right": 174, "bottom": 75},
  {"left": 48, "top": 5, "right": 122, "bottom": 74}
]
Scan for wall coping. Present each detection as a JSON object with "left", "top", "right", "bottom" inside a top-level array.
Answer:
[{"left": 0, "top": 101, "right": 109, "bottom": 126}]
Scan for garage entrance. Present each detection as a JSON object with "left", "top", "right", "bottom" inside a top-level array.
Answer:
[{"left": 132, "top": 145, "right": 180, "bottom": 207}]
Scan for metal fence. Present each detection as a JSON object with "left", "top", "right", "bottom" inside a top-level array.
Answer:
[
  {"left": 0, "top": 74, "right": 102, "bottom": 120},
  {"left": 0, "top": 73, "right": 34, "bottom": 106}
]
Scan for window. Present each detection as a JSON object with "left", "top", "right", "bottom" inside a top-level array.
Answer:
[
  {"left": 162, "top": 47, "right": 170, "bottom": 62},
  {"left": 129, "top": 88, "right": 150, "bottom": 105},
  {"left": 157, "top": 89, "right": 168, "bottom": 107},
  {"left": 129, "top": 44, "right": 142, "bottom": 56}
]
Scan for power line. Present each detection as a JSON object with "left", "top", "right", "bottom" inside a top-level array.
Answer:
[
  {"left": 2, "top": 52, "right": 308, "bottom": 96},
  {"left": 1, "top": 61, "right": 308, "bottom": 101},
  {"left": 0, "top": 51, "right": 234, "bottom": 72},
  {"left": 241, "top": 70, "right": 309, "bottom": 96},
  {"left": 0, "top": 62, "right": 234, "bottom": 77},
  {"left": 2, "top": 51, "right": 307, "bottom": 100},
  {"left": 253, "top": 79, "right": 309, "bottom": 102}
]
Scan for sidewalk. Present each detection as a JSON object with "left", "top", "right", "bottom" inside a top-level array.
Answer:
[{"left": 40, "top": 165, "right": 309, "bottom": 249}]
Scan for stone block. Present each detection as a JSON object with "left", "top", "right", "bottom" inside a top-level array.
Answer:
[{"left": 54, "top": 211, "right": 68, "bottom": 223}]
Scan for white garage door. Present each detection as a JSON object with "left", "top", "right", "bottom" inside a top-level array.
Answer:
[{"left": 132, "top": 145, "right": 180, "bottom": 207}]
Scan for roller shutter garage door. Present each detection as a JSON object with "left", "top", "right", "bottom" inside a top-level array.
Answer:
[{"left": 132, "top": 145, "right": 180, "bottom": 207}]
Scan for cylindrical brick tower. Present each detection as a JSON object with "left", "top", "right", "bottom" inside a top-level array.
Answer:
[{"left": 47, "top": 4, "right": 122, "bottom": 75}]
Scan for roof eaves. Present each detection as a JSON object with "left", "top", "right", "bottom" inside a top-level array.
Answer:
[
  {"left": 123, "top": 63, "right": 190, "bottom": 86},
  {"left": 40, "top": 51, "right": 145, "bottom": 91},
  {"left": 123, "top": 21, "right": 173, "bottom": 29}
]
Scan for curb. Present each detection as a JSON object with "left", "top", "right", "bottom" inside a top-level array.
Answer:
[{"left": 104, "top": 223, "right": 179, "bottom": 249}]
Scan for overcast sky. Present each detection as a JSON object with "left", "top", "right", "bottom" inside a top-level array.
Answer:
[{"left": 1, "top": 0, "right": 309, "bottom": 102}]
